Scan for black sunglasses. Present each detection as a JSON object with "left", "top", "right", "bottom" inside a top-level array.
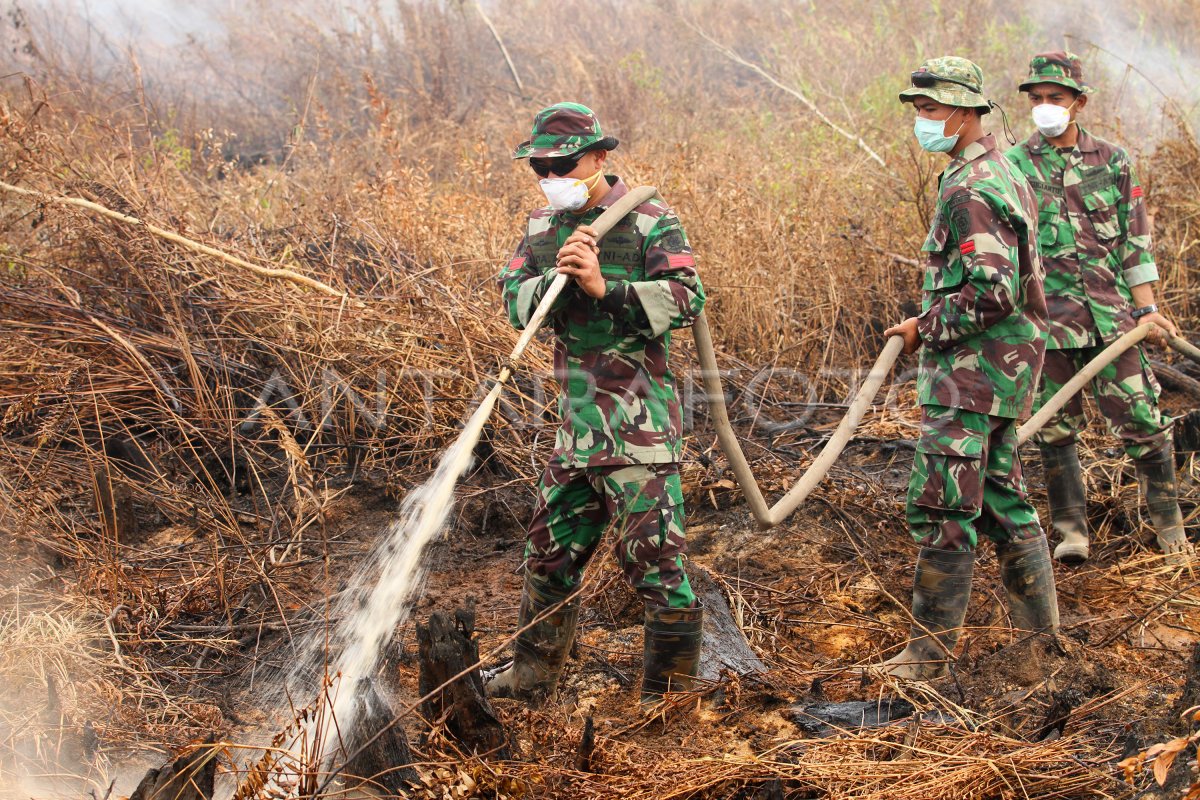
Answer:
[
  {"left": 530, "top": 153, "right": 584, "bottom": 178},
  {"left": 910, "top": 70, "right": 980, "bottom": 94}
]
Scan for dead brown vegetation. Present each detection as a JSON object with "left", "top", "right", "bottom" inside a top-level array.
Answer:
[{"left": 1, "top": 0, "right": 1199, "bottom": 796}]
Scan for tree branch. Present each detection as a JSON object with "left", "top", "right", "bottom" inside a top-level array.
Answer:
[
  {"left": 0, "top": 179, "right": 361, "bottom": 306},
  {"left": 684, "top": 20, "right": 888, "bottom": 170}
]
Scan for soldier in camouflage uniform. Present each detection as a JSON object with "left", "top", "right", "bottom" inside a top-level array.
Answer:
[
  {"left": 881, "top": 58, "right": 1059, "bottom": 680},
  {"left": 487, "top": 103, "right": 706, "bottom": 707},
  {"left": 1006, "top": 52, "right": 1193, "bottom": 565}
]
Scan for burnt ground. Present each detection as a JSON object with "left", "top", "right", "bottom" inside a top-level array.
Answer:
[
  {"left": 224, "top": 410, "right": 1199, "bottom": 798},
  {"left": 3, "top": 391, "right": 1200, "bottom": 798}
]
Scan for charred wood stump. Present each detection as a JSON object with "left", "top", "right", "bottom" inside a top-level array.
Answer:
[
  {"left": 690, "top": 566, "right": 768, "bottom": 681},
  {"left": 417, "top": 605, "right": 510, "bottom": 758},
  {"left": 1174, "top": 409, "right": 1200, "bottom": 454},
  {"left": 335, "top": 678, "right": 418, "bottom": 795},
  {"left": 129, "top": 736, "right": 216, "bottom": 800},
  {"left": 574, "top": 716, "right": 595, "bottom": 772}
]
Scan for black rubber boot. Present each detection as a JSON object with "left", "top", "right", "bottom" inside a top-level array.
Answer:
[
  {"left": 1135, "top": 444, "right": 1195, "bottom": 565},
  {"left": 1039, "top": 441, "right": 1090, "bottom": 564},
  {"left": 881, "top": 548, "right": 975, "bottom": 681},
  {"left": 641, "top": 602, "right": 704, "bottom": 707},
  {"left": 485, "top": 577, "right": 578, "bottom": 706},
  {"left": 996, "top": 536, "right": 1060, "bottom": 635}
]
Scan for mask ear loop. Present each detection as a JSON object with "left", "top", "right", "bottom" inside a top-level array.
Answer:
[
  {"left": 990, "top": 100, "right": 1017, "bottom": 146},
  {"left": 946, "top": 108, "right": 969, "bottom": 139}
]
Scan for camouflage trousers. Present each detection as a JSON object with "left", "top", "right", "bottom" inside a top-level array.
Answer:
[
  {"left": 908, "top": 404, "right": 1045, "bottom": 552},
  {"left": 524, "top": 458, "right": 696, "bottom": 609},
  {"left": 1032, "top": 344, "right": 1171, "bottom": 460}
]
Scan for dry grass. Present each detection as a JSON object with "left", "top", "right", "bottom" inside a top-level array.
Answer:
[{"left": 0, "top": 0, "right": 1199, "bottom": 796}]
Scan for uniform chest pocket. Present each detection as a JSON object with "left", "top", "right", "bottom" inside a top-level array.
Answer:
[
  {"left": 921, "top": 220, "right": 966, "bottom": 292},
  {"left": 1036, "top": 199, "right": 1065, "bottom": 250},
  {"left": 599, "top": 244, "right": 644, "bottom": 280},
  {"left": 599, "top": 226, "right": 644, "bottom": 280},
  {"left": 1082, "top": 181, "right": 1121, "bottom": 243}
]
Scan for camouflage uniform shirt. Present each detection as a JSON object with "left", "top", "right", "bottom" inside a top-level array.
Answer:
[
  {"left": 499, "top": 177, "right": 705, "bottom": 467},
  {"left": 916, "top": 134, "right": 1048, "bottom": 419},
  {"left": 1004, "top": 127, "right": 1157, "bottom": 350}
]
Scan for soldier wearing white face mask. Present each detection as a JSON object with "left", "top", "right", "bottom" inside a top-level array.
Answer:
[
  {"left": 492, "top": 102, "right": 708, "bottom": 709},
  {"left": 1006, "top": 52, "right": 1193, "bottom": 566}
]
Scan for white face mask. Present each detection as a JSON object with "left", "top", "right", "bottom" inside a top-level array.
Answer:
[
  {"left": 539, "top": 168, "right": 603, "bottom": 212},
  {"left": 1031, "top": 101, "right": 1075, "bottom": 138}
]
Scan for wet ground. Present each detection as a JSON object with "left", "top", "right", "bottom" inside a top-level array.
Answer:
[
  {"left": 231, "top": 425, "right": 1200, "bottom": 798},
  {"left": 4, "top": 390, "right": 1199, "bottom": 797}
]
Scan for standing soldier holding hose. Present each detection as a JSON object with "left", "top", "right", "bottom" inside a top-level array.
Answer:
[
  {"left": 1006, "top": 52, "right": 1194, "bottom": 565},
  {"left": 488, "top": 103, "right": 707, "bottom": 708},
  {"left": 882, "top": 58, "right": 1059, "bottom": 680}
]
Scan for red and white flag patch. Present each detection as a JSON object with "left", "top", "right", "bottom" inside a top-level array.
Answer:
[
  {"left": 1131, "top": 186, "right": 1144, "bottom": 199},
  {"left": 960, "top": 240, "right": 976, "bottom": 256},
  {"left": 666, "top": 253, "right": 696, "bottom": 269}
]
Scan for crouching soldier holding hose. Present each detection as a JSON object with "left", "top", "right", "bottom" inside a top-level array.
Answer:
[
  {"left": 882, "top": 58, "right": 1059, "bottom": 680},
  {"left": 488, "top": 103, "right": 706, "bottom": 707}
]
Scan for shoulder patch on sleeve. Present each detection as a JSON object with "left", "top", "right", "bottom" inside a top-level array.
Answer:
[
  {"left": 659, "top": 228, "right": 687, "bottom": 253},
  {"left": 946, "top": 189, "right": 973, "bottom": 239}
]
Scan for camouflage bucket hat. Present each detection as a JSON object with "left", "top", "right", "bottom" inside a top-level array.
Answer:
[
  {"left": 511, "top": 102, "right": 619, "bottom": 160},
  {"left": 1019, "top": 51, "right": 1090, "bottom": 94},
  {"left": 899, "top": 56, "right": 991, "bottom": 112}
]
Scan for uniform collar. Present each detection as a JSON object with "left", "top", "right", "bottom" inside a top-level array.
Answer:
[
  {"left": 1074, "top": 126, "right": 1099, "bottom": 152},
  {"left": 945, "top": 133, "right": 996, "bottom": 179},
  {"left": 1028, "top": 124, "right": 1098, "bottom": 155},
  {"left": 592, "top": 175, "right": 626, "bottom": 209}
]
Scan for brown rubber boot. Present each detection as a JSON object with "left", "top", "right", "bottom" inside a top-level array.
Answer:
[
  {"left": 1135, "top": 444, "right": 1195, "bottom": 565},
  {"left": 485, "top": 577, "right": 578, "bottom": 706},
  {"left": 881, "top": 548, "right": 974, "bottom": 681},
  {"left": 1039, "top": 441, "right": 1090, "bottom": 564},
  {"left": 641, "top": 602, "right": 704, "bottom": 707},
  {"left": 996, "top": 536, "right": 1060, "bottom": 635}
]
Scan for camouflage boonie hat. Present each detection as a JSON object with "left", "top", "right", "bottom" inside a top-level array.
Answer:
[
  {"left": 512, "top": 102, "right": 619, "bottom": 160},
  {"left": 899, "top": 56, "right": 991, "bottom": 113},
  {"left": 1019, "top": 51, "right": 1090, "bottom": 94}
]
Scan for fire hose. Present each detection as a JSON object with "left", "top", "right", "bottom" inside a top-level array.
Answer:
[{"left": 1017, "top": 324, "right": 1200, "bottom": 443}]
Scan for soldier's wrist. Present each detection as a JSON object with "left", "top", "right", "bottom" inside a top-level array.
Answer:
[{"left": 1131, "top": 303, "right": 1158, "bottom": 320}]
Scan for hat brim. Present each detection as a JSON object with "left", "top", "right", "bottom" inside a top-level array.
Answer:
[
  {"left": 899, "top": 87, "right": 991, "bottom": 112},
  {"left": 512, "top": 136, "right": 619, "bottom": 160},
  {"left": 1018, "top": 77, "right": 1090, "bottom": 94}
]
